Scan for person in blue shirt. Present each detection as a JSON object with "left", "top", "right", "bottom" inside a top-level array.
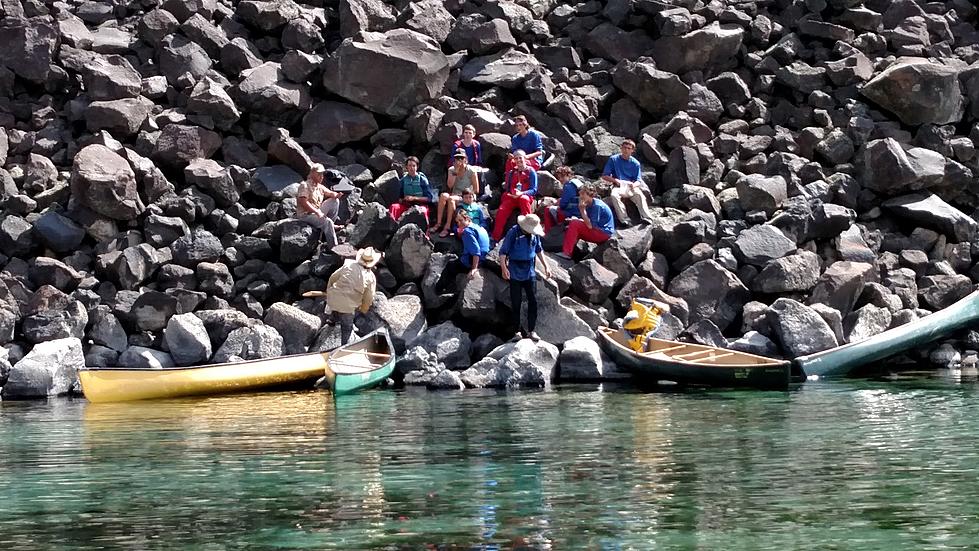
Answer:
[
  {"left": 390, "top": 156, "right": 436, "bottom": 225},
  {"left": 602, "top": 139, "right": 653, "bottom": 225},
  {"left": 558, "top": 183, "right": 614, "bottom": 259},
  {"left": 505, "top": 115, "right": 545, "bottom": 173},
  {"left": 543, "top": 165, "right": 581, "bottom": 233},
  {"left": 435, "top": 209, "right": 491, "bottom": 293},
  {"left": 500, "top": 213, "right": 552, "bottom": 342}
]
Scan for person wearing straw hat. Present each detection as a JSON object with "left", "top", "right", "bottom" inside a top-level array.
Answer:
[
  {"left": 434, "top": 148, "right": 481, "bottom": 237},
  {"left": 326, "top": 247, "right": 381, "bottom": 344},
  {"left": 296, "top": 163, "right": 343, "bottom": 248},
  {"left": 499, "top": 213, "right": 552, "bottom": 342}
]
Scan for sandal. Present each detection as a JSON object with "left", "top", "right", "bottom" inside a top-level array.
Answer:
[{"left": 439, "top": 228, "right": 450, "bottom": 238}]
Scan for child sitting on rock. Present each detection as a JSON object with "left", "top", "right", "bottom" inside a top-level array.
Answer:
[{"left": 389, "top": 156, "right": 436, "bottom": 224}]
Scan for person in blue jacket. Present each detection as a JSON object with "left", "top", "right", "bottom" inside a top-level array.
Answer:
[
  {"left": 436, "top": 209, "right": 491, "bottom": 293},
  {"left": 505, "top": 115, "right": 545, "bottom": 172},
  {"left": 500, "top": 213, "right": 552, "bottom": 342},
  {"left": 543, "top": 165, "right": 581, "bottom": 233},
  {"left": 558, "top": 183, "right": 614, "bottom": 259}
]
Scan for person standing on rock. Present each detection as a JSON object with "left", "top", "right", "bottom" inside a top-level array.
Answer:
[
  {"left": 296, "top": 163, "right": 342, "bottom": 248},
  {"left": 492, "top": 150, "right": 538, "bottom": 242},
  {"left": 434, "top": 149, "right": 481, "bottom": 237},
  {"left": 435, "top": 209, "right": 491, "bottom": 293},
  {"left": 558, "top": 184, "right": 614, "bottom": 260},
  {"left": 389, "top": 156, "right": 436, "bottom": 224},
  {"left": 505, "top": 115, "right": 545, "bottom": 173},
  {"left": 542, "top": 165, "right": 582, "bottom": 233},
  {"left": 450, "top": 124, "right": 483, "bottom": 167},
  {"left": 603, "top": 139, "right": 654, "bottom": 225},
  {"left": 500, "top": 214, "right": 552, "bottom": 342},
  {"left": 326, "top": 247, "right": 381, "bottom": 345}
]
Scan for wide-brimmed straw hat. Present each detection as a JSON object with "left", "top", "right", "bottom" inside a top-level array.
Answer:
[
  {"left": 356, "top": 247, "right": 382, "bottom": 268},
  {"left": 517, "top": 214, "right": 545, "bottom": 237}
]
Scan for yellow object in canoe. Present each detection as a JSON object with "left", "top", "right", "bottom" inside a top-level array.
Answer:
[{"left": 78, "top": 352, "right": 331, "bottom": 403}]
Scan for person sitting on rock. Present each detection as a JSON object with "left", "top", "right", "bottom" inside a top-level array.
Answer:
[
  {"left": 389, "top": 156, "right": 436, "bottom": 224},
  {"left": 435, "top": 209, "right": 491, "bottom": 294},
  {"left": 542, "top": 165, "right": 582, "bottom": 233},
  {"left": 504, "top": 115, "right": 545, "bottom": 173},
  {"left": 500, "top": 213, "right": 552, "bottom": 343},
  {"left": 603, "top": 139, "right": 654, "bottom": 225},
  {"left": 326, "top": 247, "right": 381, "bottom": 345},
  {"left": 558, "top": 183, "right": 614, "bottom": 260},
  {"left": 434, "top": 149, "right": 481, "bottom": 237},
  {"left": 296, "top": 163, "right": 343, "bottom": 248},
  {"left": 457, "top": 188, "right": 489, "bottom": 230},
  {"left": 449, "top": 124, "right": 482, "bottom": 167},
  {"left": 492, "top": 150, "right": 538, "bottom": 242}
]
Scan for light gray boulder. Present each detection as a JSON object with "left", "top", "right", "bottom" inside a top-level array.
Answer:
[
  {"left": 408, "top": 321, "right": 472, "bottom": 370},
  {"left": 212, "top": 324, "right": 283, "bottom": 363},
  {"left": 119, "top": 346, "right": 176, "bottom": 369},
  {"left": 767, "top": 298, "right": 838, "bottom": 357},
  {"left": 2, "top": 338, "right": 84, "bottom": 398},
  {"left": 263, "top": 302, "right": 322, "bottom": 354},
  {"left": 843, "top": 304, "right": 892, "bottom": 344},
  {"left": 164, "top": 313, "right": 212, "bottom": 366}
]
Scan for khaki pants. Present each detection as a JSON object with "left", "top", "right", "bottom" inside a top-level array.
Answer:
[
  {"left": 608, "top": 185, "right": 653, "bottom": 223},
  {"left": 300, "top": 198, "right": 339, "bottom": 248}
]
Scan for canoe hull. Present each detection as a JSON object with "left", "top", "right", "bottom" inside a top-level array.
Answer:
[
  {"left": 79, "top": 353, "right": 330, "bottom": 403},
  {"left": 324, "top": 329, "right": 396, "bottom": 395},
  {"left": 598, "top": 328, "right": 791, "bottom": 390},
  {"left": 794, "top": 290, "right": 979, "bottom": 379}
]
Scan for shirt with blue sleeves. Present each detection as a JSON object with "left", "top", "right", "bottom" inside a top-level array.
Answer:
[
  {"left": 460, "top": 224, "right": 491, "bottom": 268},
  {"left": 504, "top": 168, "right": 538, "bottom": 197},
  {"left": 603, "top": 154, "right": 642, "bottom": 183},
  {"left": 510, "top": 130, "right": 544, "bottom": 155},
  {"left": 558, "top": 179, "right": 582, "bottom": 218},
  {"left": 400, "top": 173, "right": 436, "bottom": 203},
  {"left": 500, "top": 225, "right": 542, "bottom": 281},
  {"left": 584, "top": 198, "right": 615, "bottom": 236}
]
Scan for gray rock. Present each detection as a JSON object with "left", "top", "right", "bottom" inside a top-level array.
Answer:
[
  {"left": 153, "top": 124, "right": 222, "bottom": 170},
  {"left": 667, "top": 260, "right": 748, "bottom": 331},
  {"left": 752, "top": 251, "right": 821, "bottom": 293},
  {"left": 649, "top": 23, "right": 744, "bottom": 75},
  {"left": 187, "top": 77, "right": 241, "bottom": 130},
  {"left": 461, "top": 48, "right": 539, "bottom": 88},
  {"left": 184, "top": 159, "right": 238, "bottom": 207},
  {"left": 159, "top": 33, "right": 212, "bottom": 85},
  {"left": 0, "top": 19, "right": 58, "bottom": 83},
  {"left": 171, "top": 228, "right": 223, "bottom": 267},
  {"left": 585, "top": 23, "right": 655, "bottom": 63},
  {"left": 84, "top": 344, "right": 119, "bottom": 368},
  {"left": 220, "top": 37, "right": 263, "bottom": 76},
  {"left": 611, "top": 59, "right": 690, "bottom": 120},
  {"left": 29, "top": 257, "right": 82, "bottom": 292},
  {"left": 882, "top": 193, "right": 978, "bottom": 243},
  {"left": 729, "top": 331, "right": 780, "bottom": 358},
  {"left": 348, "top": 202, "right": 398, "bottom": 249},
  {"left": 0, "top": 216, "right": 36, "bottom": 257},
  {"left": 194, "top": 308, "right": 252, "bottom": 347},
  {"left": 233, "top": 62, "right": 311, "bottom": 126},
  {"left": 428, "top": 369, "right": 465, "bottom": 390},
  {"left": 164, "top": 313, "right": 212, "bottom": 366},
  {"left": 396, "top": 345, "right": 443, "bottom": 378},
  {"left": 87, "top": 306, "right": 128, "bottom": 352},
  {"left": 918, "top": 275, "right": 973, "bottom": 310},
  {"left": 252, "top": 165, "right": 303, "bottom": 198},
  {"left": 119, "top": 346, "right": 176, "bottom": 369},
  {"left": 861, "top": 58, "right": 964, "bottom": 126},
  {"left": 2, "top": 338, "right": 84, "bottom": 398},
  {"left": 33, "top": 211, "right": 85, "bottom": 253},
  {"left": 808, "top": 261, "right": 876, "bottom": 317},
  {"left": 71, "top": 145, "right": 144, "bottom": 221},
  {"left": 279, "top": 220, "right": 318, "bottom": 265},
  {"left": 382, "top": 225, "right": 434, "bottom": 283},
  {"left": 681, "top": 319, "right": 728, "bottom": 349},
  {"left": 235, "top": 0, "right": 300, "bottom": 30},
  {"left": 263, "top": 302, "right": 321, "bottom": 355},
  {"left": 733, "top": 225, "right": 796, "bottom": 267},
  {"left": 130, "top": 290, "right": 180, "bottom": 332},
  {"left": 767, "top": 298, "right": 839, "bottom": 357},
  {"left": 407, "top": 321, "right": 472, "bottom": 370},
  {"left": 861, "top": 138, "right": 945, "bottom": 195},
  {"left": 22, "top": 286, "right": 88, "bottom": 344},
  {"left": 323, "top": 29, "right": 449, "bottom": 118},
  {"left": 462, "top": 339, "right": 559, "bottom": 388},
  {"left": 300, "top": 101, "right": 379, "bottom": 152},
  {"left": 736, "top": 174, "right": 786, "bottom": 214},
  {"left": 559, "top": 336, "right": 604, "bottom": 380},
  {"left": 570, "top": 260, "right": 618, "bottom": 304},
  {"left": 458, "top": 270, "right": 505, "bottom": 325},
  {"left": 212, "top": 324, "right": 283, "bottom": 363},
  {"left": 357, "top": 294, "right": 427, "bottom": 351},
  {"left": 530, "top": 283, "right": 595, "bottom": 343},
  {"left": 843, "top": 304, "right": 892, "bottom": 344}
]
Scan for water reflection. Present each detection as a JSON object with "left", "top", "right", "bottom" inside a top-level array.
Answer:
[{"left": 3, "top": 382, "right": 979, "bottom": 548}]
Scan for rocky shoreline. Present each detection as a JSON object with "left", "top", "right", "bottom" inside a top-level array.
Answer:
[{"left": 3, "top": 0, "right": 979, "bottom": 397}]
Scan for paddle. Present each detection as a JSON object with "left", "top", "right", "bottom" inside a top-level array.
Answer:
[{"left": 302, "top": 291, "right": 327, "bottom": 298}]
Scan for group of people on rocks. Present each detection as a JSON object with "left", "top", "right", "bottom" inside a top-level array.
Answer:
[{"left": 295, "top": 115, "right": 655, "bottom": 344}]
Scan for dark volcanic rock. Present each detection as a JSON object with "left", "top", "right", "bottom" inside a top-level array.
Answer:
[
  {"left": 861, "top": 58, "right": 964, "bottom": 126},
  {"left": 667, "top": 260, "right": 749, "bottom": 331},
  {"left": 649, "top": 23, "right": 744, "bottom": 76},
  {"left": 612, "top": 59, "right": 690, "bottom": 120},
  {"left": 71, "top": 145, "right": 145, "bottom": 221},
  {"left": 808, "top": 261, "right": 876, "bottom": 317},
  {"left": 882, "top": 193, "right": 978, "bottom": 243}
]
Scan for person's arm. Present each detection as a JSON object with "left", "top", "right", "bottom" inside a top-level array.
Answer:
[
  {"left": 499, "top": 231, "right": 513, "bottom": 279},
  {"left": 472, "top": 168, "right": 480, "bottom": 196},
  {"left": 297, "top": 196, "right": 322, "bottom": 218},
  {"left": 601, "top": 157, "right": 615, "bottom": 182},
  {"left": 598, "top": 203, "right": 615, "bottom": 234},
  {"left": 525, "top": 171, "right": 538, "bottom": 198},
  {"left": 359, "top": 274, "right": 375, "bottom": 313},
  {"left": 327, "top": 266, "right": 342, "bottom": 290},
  {"left": 582, "top": 203, "right": 593, "bottom": 229},
  {"left": 500, "top": 254, "right": 509, "bottom": 280},
  {"left": 461, "top": 230, "right": 479, "bottom": 275},
  {"left": 525, "top": 132, "right": 544, "bottom": 159},
  {"left": 421, "top": 174, "right": 436, "bottom": 204},
  {"left": 474, "top": 141, "right": 482, "bottom": 166},
  {"left": 446, "top": 169, "right": 457, "bottom": 193},
  {"left": 536, "top": 249, "right": 551, "bottom": 279}
]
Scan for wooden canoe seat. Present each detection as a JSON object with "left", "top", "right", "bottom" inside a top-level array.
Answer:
[
  {"left": 673, "top": 349, "right": 717, "bottom": 360},
  {"left": 643, "top": 344, "right": 687, "bottom": 356},
  {"left": 696, "top": 352, "right": 735, "bottom": 362}
]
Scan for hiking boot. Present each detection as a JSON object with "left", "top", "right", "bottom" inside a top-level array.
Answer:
[{"left": 528, "top": 331, "right": 541, "bottom": 343}]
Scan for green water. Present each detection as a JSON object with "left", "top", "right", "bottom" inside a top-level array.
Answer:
[{"left": 3, "top": 379, "right": 979, "bottom": 550}]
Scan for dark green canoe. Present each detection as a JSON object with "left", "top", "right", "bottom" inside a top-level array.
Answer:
[
  {"left": 322, "top": 328, "right": 396, "bottom": 395},
  {"left": 794, "top": 290, "right": 979, "bottom": 379}
]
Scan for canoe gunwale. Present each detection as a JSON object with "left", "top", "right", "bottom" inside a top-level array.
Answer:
[
  {"left": 326, "top": 328, "right": 397, "bottom": 394},
  {"left": 80, "top": 349, "right": 331, "bottom": 372},
  {"left": 597, "top": 327, "right": 788, "bottom": 368}
]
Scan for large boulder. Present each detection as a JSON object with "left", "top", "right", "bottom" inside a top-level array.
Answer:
[
  {"left": 233, "top": 62, "right": 311, "bottom": 126},
  {"left": 0, "top": 19, "right": 58, "bottom": 83},
  {"left": 171, "top": 228, "right": 223, "bottom": 267},
  {"left": 460, "top": 339, "right": 559, "bottom": 388},
  {"left": 348, "top": 202, "right": 398, "bottom": 249},
  {"left": 159, "top": 33, "right": 212, "bottom": 85},
  {"left": 357, "top": 294, "right": 427, "bottom": 351},
  {"left": 559, "top": 336, "right": 607, "bottom": 381},
  {"left": 752, "top": 251, "right": 821, "bottom": 293},
  {"left": 194, "top": 309, "right": 252, "bottom": 347},
  {"left": 187, "top": 77, "right": 241, "bottom": 130},
  {"left": 184, "top": 159, "right": 238, "bottom": 206},
  {"left": 528, "top": 282, "right": 595, "bottom": 343},
  {"left": 861, "top": 138, "right": 946, "bottom": 195},
  {"left": 407, "top": 321, "right": 472, "bottom": 369},
  {"left": 86, "top": 97, "right": 153, "bottom": 137},
  {"left": 64, "top": 49, "right": 142, "bottom": 100},
  {"left": 611, "top": 59, "right": 690, "bottom": 120},
  {"left": 461, "top": 48, "right": 540, "bottom": 88},
  {"left": 119, "top": 346, "right": 176, "bottom": 369},
  {"left": 569, "top": 260, "right": 618, "bottom": 305},
  {"left": 918, "top": 275, "right": 973, "bottom": 310},
  {"left": 842, "top": 304, "right": 892, "bottom": 344},
  {"left": 87, "top": 306, "right": 128, "bottom": 352},
  {"left": 736, "top": 174, "right": 787, "bottom": 215},
  {"left": 808, "top": 261, "right": 876, "bottom": 317},
  {"left": 33, "top": 211, "right": 85, "bottom": 253},
  {"left": 667, "top": 260, "right": 748, "bottom": 331},
  {"left": 71, "top": 145, "right": 144, "bottom": 221},
  {"left": 649, "top": 23, "right": 743, "bottom": 76},
  {"left": 21, "top": 286, "right": 88, "bottom": 344},
  {"left": 212, "top": 324, "right": 283, "bottom": 363},
  {"left": 2, "top": 338, "right": 84, "bottom": 398},
  {"left": 130, "top": 290, "right": 180, "bottom": 331},
  {"left": 385, "top": 224, "right": 433, "bottom": 282},
  {"left": 323, "top": 29, "right": 450, "bottom": 118},
  {"left": 861, "top": 58, "right": 964, "bottom": 126},
  {"left": 882, "top": 193, "right": 978, "bottom": 243},
  {"left": 263, "top": 302, "right": 321, "bottom": 354},
  {"left": 164, "top": 313, "right": 212, "bottom": 366},
  {"left": 300, "top": 101, "right": 379, "bottom": 151},
  {"left": 732, "top": 225, "right": 797, "bottom": 267},
  {"left": 767, "top": 298, "right": 838, "bottom": 357},
  {"left": 153, "top": 124, "right": 222, "bottom": 170},
  {"left": 235, "top": 0, "right": 300, "bottom": 31}
]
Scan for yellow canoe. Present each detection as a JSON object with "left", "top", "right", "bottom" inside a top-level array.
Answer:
[{"left": 78, "top": 352, "right": 330, "bottom": 403}]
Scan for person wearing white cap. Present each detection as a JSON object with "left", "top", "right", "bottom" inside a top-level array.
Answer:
[
  {"left": 296, "top": 163, "right": 343, "bottom": 248},
  {"left": 499, "top": 213, "right": 551, "bottom": 342},
  {"left": 325, "top": 247, "right": 381, "bottom": 344}
]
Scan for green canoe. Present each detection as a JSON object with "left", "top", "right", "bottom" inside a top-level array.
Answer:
[
  {"left": 794, "top": 290, "right": 979, "bottom": 379},
  {"left": 322, "top": 328, "right": 396, "bottom": 395}
]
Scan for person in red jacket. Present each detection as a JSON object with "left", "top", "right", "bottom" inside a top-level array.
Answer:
[{"left": 492, "top": 150, "right": 538, "bottom": 242}]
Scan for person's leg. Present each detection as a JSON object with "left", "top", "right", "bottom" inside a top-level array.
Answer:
[
  {"left": 580, "top": 226, "right": 611, "bottom": 246},
  {"left": 441, "top": 196, "right": 458, "bottom": 235},
  {"left": 524, "top": 279, "right": 538, "bottom": 334},
  {"left": 517, "top": 194, "right": 533, "bottom": 215},
  {"left": 509, "top": 279, "right": 523, "bottom": 337},
  {"left": 436, "top": 193, "right": 449, "bottom": 229},
  {"left": 339, "top": 312, "right": 354, "bottom": 345},
  {"left": 389, "top": 201, "right": 406, "bottom": 220},
  {"left": 562, "top": 219, "right": 584, "bottom": 257},
  {"left": 419, "top": 205, "right": 430, "bottom": 226},
  {"left": 629, "top": 188, "right": 654, "bottom": 220},
  {"left": 320, "top": 217, "right": 337, "bottom": 249},
  {"left": 608, "top": 188, "right": 630, "bottom": 223},
  {"left": 321, "top": 198, "right": 340, "bottom": 221},
  {"left": 493, "top": 196, "right": 516, "bottom": 241},
  {"left": 543, "top": 205, "right": 557, "bottom": 232}
]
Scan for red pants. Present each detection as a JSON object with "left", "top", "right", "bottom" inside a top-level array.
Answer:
[
  {"left": 504, "top": 156, "right": 541, "bottom": 174},
  {"left": 543, "top": 206, "right": 566, "bottom": 233},
  {"left": 389, "top": 201, "right": 429, "bottom": 224},
  {"left": 563, "top": 219, "right": 610, "bottom": 256},
  {"left": 492, "top": 194, "right": 533, "bottom": 241}
]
